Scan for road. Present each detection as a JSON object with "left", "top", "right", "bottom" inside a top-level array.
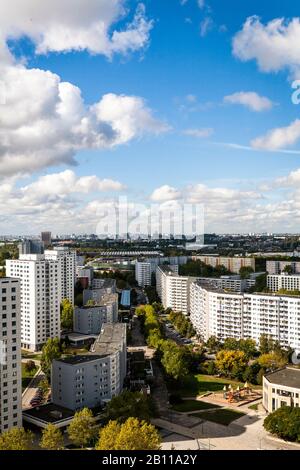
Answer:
[{"left": 22, "top": 368, "right": 46, "bottom": 410}]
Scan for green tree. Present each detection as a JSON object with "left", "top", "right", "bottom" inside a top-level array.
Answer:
[
  {"left": 24, "top": 360, "right": 37, "bottom": 373},
  {"left": 258, "top": 352, "right": 288, "bottom": 371},
  {"left": 161, "top": 340, "right": 188, "bottom": 380},
  {"left": 61, "top": 299, "right": 74, "bottom": 330},
  {"left": 96, "top": 417, "right": 161, "bottom": 450},
  {"left": 0, "top": 428, "right": 34, "bottom": 450},
  {"left": 283, "top": 265, "right": 293, "bottom": 274},
  {"left": 40, "top": 337, "right": 62, "bottom": 380},
  {"left": 67, "top": 408, "right": 97, "bottom": 448},
  {"left": 259, "top": 334, "right": 272, "bottom": 354},
  {"left": 105, "top": 390, "right": 155, "bottom": 423},
  {"left": 40, "top": 423, "right": 64, "bottom": 450},
  {"left": 215, "top": 350, "right": 248, "bottom": 378},
  {"left": 205, "top": 336, "right": 221, "bottom": 352},
  {"left": 264, "top": 407, "right": 300, "bottom": 442},
  {"left": 239, "top": 266, "right": 254, "bottom": 279}
]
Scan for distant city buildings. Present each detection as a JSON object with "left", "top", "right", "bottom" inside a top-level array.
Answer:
[
  {"left": 0, "top": 278, "right": 22, "bottom": 432},
  {"left": 41, "top": 231, "right": 52, "bottom": 248},
  {"left": 52, "top": 323, "right": 127, "bottom": 410},
  {"left": 263, "top": 367, "right": 300, "bottom": 412},
  {"left": 266, "top": 260, "right": 300, "bottom": 275},
  {"left": 193, "top": 256, "right": 255, "bottom": 274},
  {"left": 18, "top": 239, "right": 44, "bottom": 256}
]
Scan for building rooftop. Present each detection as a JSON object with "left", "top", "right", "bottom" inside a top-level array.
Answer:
[
  {"left": 91, "top": 323, "right": 126, "bottom": 356},
  {"left": 55, "top": 354, "right": 105, "bottom": 365},
  {"left": 265, "top": 367, "right": 300, "bottom": 389}
]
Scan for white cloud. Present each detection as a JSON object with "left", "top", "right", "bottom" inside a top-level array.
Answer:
[
  {"left": 198, "top": 0, "right": 205, "bottom": 8},
  {"left": 200, "top": 17, "right": 213, "bottom": 37},
  {"left": 0, "top": 63, "right": 169, "bottom": 176},
  {"left": 20, "top": 170, "right": 126, "bottom": 201},
  {"left": 251, "top": 119, "right": 300, "bottom": 151},
  {"left": 224, "top": 91, "right": 273, "bottom": 112},
  {"left": 183, "top": 128, "right": 214, "bottom": 138},
  {"left": 0, "top": 1, "right": 152, "bottom": 58},
  {"left": 233, "top": 16, "right": 300, "bottom": 77},
  {"left": 150, "top": 185, "right": 182, "bottom": 202}
]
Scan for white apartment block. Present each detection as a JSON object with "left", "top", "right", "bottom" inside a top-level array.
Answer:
[
  {"left": 0, "top": 278, "right": 22, "bottom": 432},
  {"left": 190, "top": 282, "right": 300, "bottom": 351},
  {"left": 135, "top": 262, "right": 152, "bottom": 288},
  {"left": 266, "top": 260, "right": 300, "bottom": 275},
  {"left": 196, "top": 272, "right": 264, "bottom": 293},
  {"left": 156, "top": 265, "right": 194, "bottom": 315},
  {"left": 193, "top": 256, "right": 255, "bottom": 274},
  {"left": 45, "top": 247, "right": 76, "bottom": 305},
  {"left": 6, "top": 254, "right": 62, "bottom": 351},
  {"left": 267, "top": 273, "right": 300, "bottom": 292}
]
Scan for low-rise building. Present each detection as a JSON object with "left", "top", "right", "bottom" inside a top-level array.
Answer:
[
  {"left": 52, "top": 323, "right": 126, "bottom": 410},
  {"left": 263, "top": 367, "right": 300, "bottom": 412},
  {"left": 74, "top": 293, "right": 118, "bottom": 335}
]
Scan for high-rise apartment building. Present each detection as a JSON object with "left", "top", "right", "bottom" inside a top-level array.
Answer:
[
  {"left": 0, "top": 278, "right": 22, "bottom": 432},
  {"left": 135, "top": 262, "right": 152, "bottom": 288},
  {"left": 266, "top": 260, "right": 300, "bottom": 275},
  {"left": 45, "top": 247, "right": 76, "bottom": 305},
  {"left": 156, "top": 265, "right": 195, "bottom": 315},
  {"left": 6, "top": 255, "right": 61, "bottom": 351},
  {"left": 190, "top": 281, "right": 300, "bottom": 351}
]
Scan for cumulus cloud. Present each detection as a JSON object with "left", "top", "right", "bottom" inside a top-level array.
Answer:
[
  {"left": 0, "top": 63, "right": 169, "bottom": 176},
  {"left": 0, "top": 1, "right": 152, "bottom": 57},
  {"left": 233, "top": 16, "right": 300, "bottom": 77},
  {"left": 251, "top": 119, "right": 300, "bottom": 151},
  {"left": 183, "top": 128, "right": 214, "bottom": 138},
  {"left": 150, "top": 185, "right": 182, "bottom": 202},
  {"left": 224, "top": 91, "right": 273, "bottom": 112}
]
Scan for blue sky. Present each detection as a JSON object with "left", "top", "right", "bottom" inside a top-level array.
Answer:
[{"left": 1, "top": 0, "right": 300, "bottom": 234}]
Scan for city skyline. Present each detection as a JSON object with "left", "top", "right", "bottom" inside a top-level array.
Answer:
[{"left": 2, "top": 1, "right": 300, "bottom": 234}]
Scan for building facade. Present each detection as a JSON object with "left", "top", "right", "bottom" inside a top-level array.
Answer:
[
  {"left": 18, "top": 239, "right": 44, "bottom": 256},
  {"left": 156, "top": 265, "right": 195, "bottom": 315},
  {"left": 74, "top": 294, "right": 118, "bottom": 335},
  {"left": 0, "top": 278, "right": 22, "bottom": 432},
  {"left": 193, "top": 256, "right": 255, "bottom": 274},
  {"left": 45, "top": 247, "right": 76, "bottom": 305},
  {"left": 263, "top": 368, "right": 300, "bottom": 412},
  {"left": 52, "top": 323, "right": 127, "bottom": 410},
  {"left": 6, "top": 254, "right": 61, "bottom": 351},
  {"left": 266, "top": 260, "right": 300, "bottom": 275},
  {"left": 267, "top": 273, "right": 300, "bottom": 292},
  {"left": 135, "top": 262, "right": 152, "bottom": 288},
  {"left": 190, "top": 282, "right": 300, "bottom": 351}
]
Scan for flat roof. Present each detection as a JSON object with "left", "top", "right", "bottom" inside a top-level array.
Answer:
[
  {"left": 265, "top": 367, "right": 300, "bottom": 389},
  {"left": 91, "top": 323, "right": 126, "bottom": 356},
  {"left": 56, "top": 354, "right": 105, "bottom": 365},
  {"left": 23, "top": 403, "right": 75, "bottom": 423}
]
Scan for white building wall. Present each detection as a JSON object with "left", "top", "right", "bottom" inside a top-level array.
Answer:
[{"left": 0, "top": 278, "right": 22, "bottom": 432}]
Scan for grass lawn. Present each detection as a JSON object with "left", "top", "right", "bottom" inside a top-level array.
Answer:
[
  {"left": 172, "top": 400, "right": 220, "bottom": 413},
  {"left": 248, "top": 403, "right": 259, "bottom": 411},
  {"left": 193, "top": 408, "right": 245, "bottom": 426},
  {"left": 172, "top": 374, "right": 247, "bottom": 397},
  {"left": 21, "top": 363, "right": 38, "bottom": 391}
]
